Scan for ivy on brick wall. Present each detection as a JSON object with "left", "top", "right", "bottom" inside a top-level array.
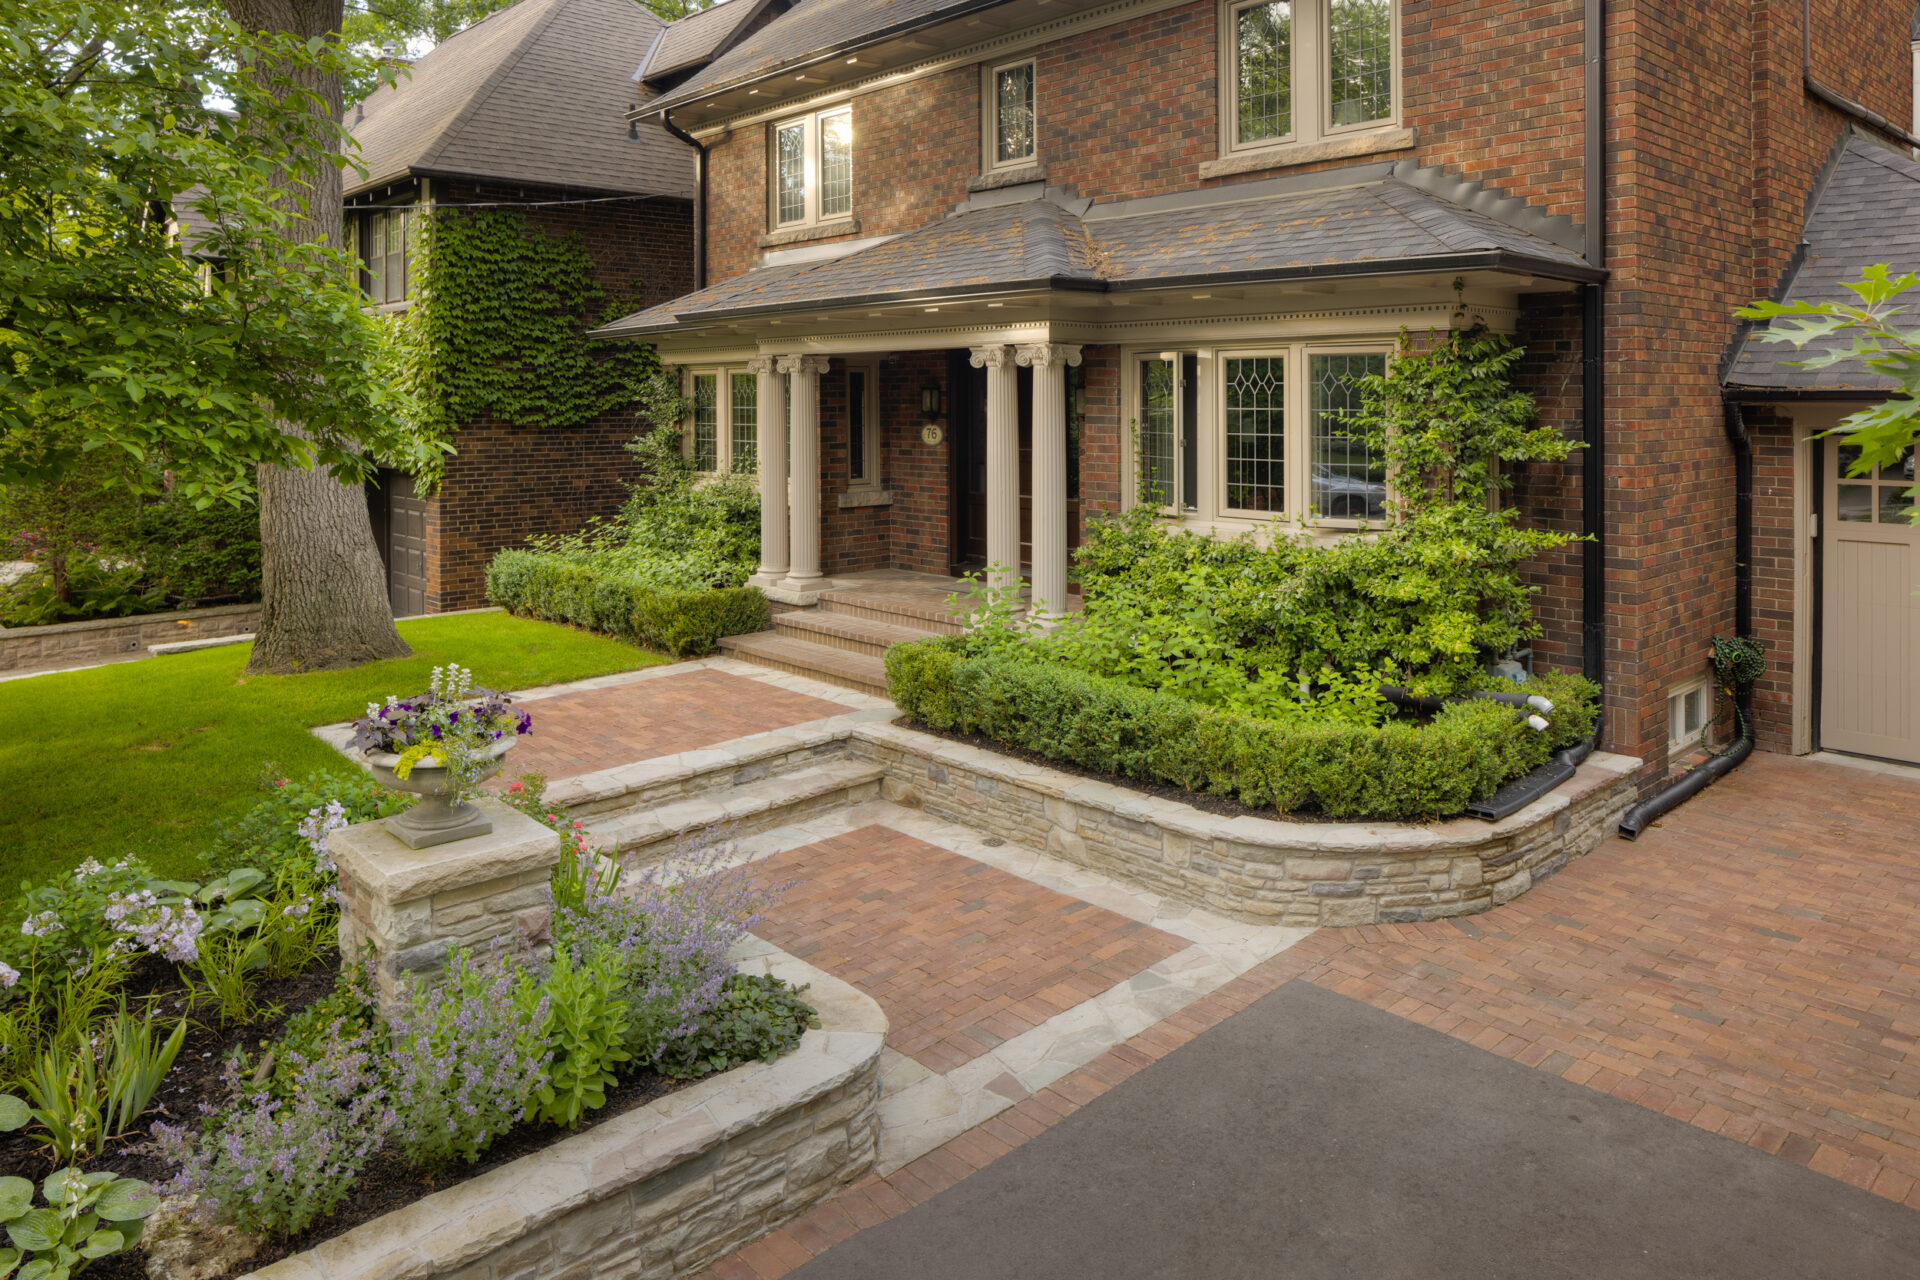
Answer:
[{"left": 383, "top": 209, "right": 658, "bottom": 442}]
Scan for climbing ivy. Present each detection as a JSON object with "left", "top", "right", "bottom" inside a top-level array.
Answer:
[{"left": 383, "top": 209, "right": 658, "bottom": 444}]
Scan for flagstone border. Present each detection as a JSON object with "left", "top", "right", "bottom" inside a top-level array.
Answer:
[{"left": 241, "top": 947, "right": 884, "bottom": 1280}]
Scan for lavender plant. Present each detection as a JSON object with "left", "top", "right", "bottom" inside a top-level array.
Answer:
[
  {"left": 385, "top": 949, "right": 551, "bottom": 1173},
  {"left": 349, "top": 664, "right": 532, "bottom": 796},
  {"left": 153, "top": 1020, "right": 396, "bottom": 1238}
]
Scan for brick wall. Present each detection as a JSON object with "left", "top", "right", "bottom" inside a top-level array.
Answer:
[
  {"left": 418, "top": 184, "right": 694, "bottom": 610},
  {"left": 883, "top": 353, "right": 954, "bottom": 577},
  {"left": 1743, "top": 404, "right": 1800, "bottom": 755},
  {"left": 1078, "top": 345, "right": 1124, "bottom": 525}
]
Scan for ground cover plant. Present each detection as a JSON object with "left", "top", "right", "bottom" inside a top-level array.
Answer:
[
  {"left": 0, "top": 612, "right": 664, "bottom": 892},
  {"left": 886, "top": 313, "right": 1599, "bottom": 820}
]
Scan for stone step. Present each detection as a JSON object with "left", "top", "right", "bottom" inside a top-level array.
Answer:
[
  {"left": 543, "top": 723, "right": 858, "bottom": 820},
  {"left": 772, "top": 609, "right": 942, "bottom": 659},
  {"left": 583, "top": 758, "right": 887, "bottom": 863},
  {"left": 817, "top": 589, "right": 970, "bottom": 635},
  {"left": 718, "top": 631, "right": 890, "bottom": 696}
]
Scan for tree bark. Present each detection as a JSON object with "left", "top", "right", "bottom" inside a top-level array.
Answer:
[{"left": 227, "top": 0, "right": 410, "bottom": 674}]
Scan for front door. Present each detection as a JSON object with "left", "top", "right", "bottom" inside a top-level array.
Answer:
[
  {"left": 1820, "top": 437, "right": 1920, "bottom": 763},
  {"left": 948, "top": 352, "right": 1081, "bottom": 573}
]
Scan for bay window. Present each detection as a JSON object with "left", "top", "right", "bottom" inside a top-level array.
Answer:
[{"left": 1221, "top": 0, "right": 1398, "bottom": 158}]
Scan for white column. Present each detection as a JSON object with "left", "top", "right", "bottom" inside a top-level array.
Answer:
[
  {"left": 1016, "top": 343, "right": 1081, "bottom": 619},
  {"left": 778, "top": 354, "right": 832, "bottom": 593},
  {"left": 746, "top": 355, "right": 788, "bottom": 590},
  {"left": 969, "top": 345, "right": 1019, "bottom": 590}
]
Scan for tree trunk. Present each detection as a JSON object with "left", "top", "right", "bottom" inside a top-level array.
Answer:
[{"left": 228, "top": 0, "right": 410, "bottom": 674}]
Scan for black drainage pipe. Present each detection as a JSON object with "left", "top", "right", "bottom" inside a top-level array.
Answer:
[{"left": 1616, "top": 398, "right": 1757, "bottom": 839}]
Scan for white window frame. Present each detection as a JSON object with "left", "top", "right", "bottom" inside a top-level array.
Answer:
[
  {"left": 1217, "top": 0, "right": 1403, "bottom": 161},
  {"left": 683, "top": 366, "right": 762, "bottom": 475},
  {"left": 982, "top": 56, "right": 1039, "bottom": 173},
  {"left": 770, "top": 105, "right": 854, "bottom": 230},
  {"left": 1668, "top": 680, "right": 1712, "bottom": 752}
]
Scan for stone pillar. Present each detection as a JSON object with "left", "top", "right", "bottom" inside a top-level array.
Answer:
[
  {"left": 331, "top": 798, "right": 561, "bottom": 1016},
  {"left": 778, "top": 354, "right": 833, "bottom": 596},
  {"left": 747, "top": 355, "right": 789, "bottom": 590},
  {"left": 970, "top": 344, "right": 1020, "bottom": 592},
  {"left": 1016, "top": 343, "right": 1081, "bottom": 619}
]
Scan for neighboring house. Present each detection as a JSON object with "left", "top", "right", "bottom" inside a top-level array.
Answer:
[
  {"left": 348, "top": 0, "right": 695, "bottom": 613},
  {"left": 598, "top": 0, "right": 1920, "bottom": 783}
]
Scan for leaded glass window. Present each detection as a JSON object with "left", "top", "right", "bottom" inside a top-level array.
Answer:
[
  {"left": 994, "top": 61, "right": 1036, "bottom": 166},
  {"left": 1309, "top": 353, "right": 1387, "bottom": 521},
  {"left": 820, "top": 109, "right": 852, "bottom": 218},
  {"left": 775, "top": 122, "right": 806, "bottom": 225},
  {"left": 1236, "top": 2, "right": 1293, "bottom": 145},
  {"left": 1328, "top": 0, "right": 1393, "bottom": 126},
  {"left": 1225, "top": 357, "right": 1286, "bottom": 512},
  {"left": 692, "top": 374, "right": 718, "bottom": 472},
  {"left": 1139, "top": 359, "right": 1178, "bottom": 508},
  {"left": 730, "top": 374, "right": 757, "bottom": 474}
]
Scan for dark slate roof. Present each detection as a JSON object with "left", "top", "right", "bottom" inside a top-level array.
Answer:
[
  {"left": 596, "top": 175, "right": 1598, "bottom": 336},
  {"left": 1726, "top": 134, "right": 1920, "bottom": 394},
  {"left": 346, "top": 0, "right": 693, "bottom": 200},
  {"left": 639, "top": 0, "right": 782, "bottom": 84}
]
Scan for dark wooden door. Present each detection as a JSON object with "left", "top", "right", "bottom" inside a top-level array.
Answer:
[{"left": 949, "top": 354, "right": 1079, "bottom": 573}]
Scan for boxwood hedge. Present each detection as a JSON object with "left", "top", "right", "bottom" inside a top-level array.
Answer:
[
  {"left": 486, "top": 549, "right": 769, "bottom": 657},
  {"left": 884, "top": 635, "right": 1599, "bottom": 821}
]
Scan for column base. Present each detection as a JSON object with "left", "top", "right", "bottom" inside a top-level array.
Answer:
[
  {"left": 747, "top": 569, "right": 792, "bottom": 591},
  {"left": 763, "top": 576, "right": 835, "bottom": 606}
]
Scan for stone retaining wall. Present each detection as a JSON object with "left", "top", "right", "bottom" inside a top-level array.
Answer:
[
  {"left": 244, "top": 946, "right": 884, "bottom": 1280},
  {"left": 0, "top": 602, "right": 259, "bottom": 671},
  {"left": 851, "top": 721, "right": 1641, "bottom": 927}
]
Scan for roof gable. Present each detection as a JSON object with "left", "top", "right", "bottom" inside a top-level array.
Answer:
[
  {"left": 639, "top": 0, "right": 787, "bottom": 88},
  {"left": 347, "top": 0, "right": 694, "bottom": 200}
]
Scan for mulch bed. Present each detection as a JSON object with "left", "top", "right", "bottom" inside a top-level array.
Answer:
[{"left": 2, "top": 951, "right": 686, "bottom": 1280}]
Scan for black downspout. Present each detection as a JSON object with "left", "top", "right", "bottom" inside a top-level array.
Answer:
[{"left": 660, "top": 108, "right": 708, "bottom": 290}]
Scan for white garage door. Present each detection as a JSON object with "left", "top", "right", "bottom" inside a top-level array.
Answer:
[{"left": 1821, "top": 438, "right": 1920, "bottom": 763}]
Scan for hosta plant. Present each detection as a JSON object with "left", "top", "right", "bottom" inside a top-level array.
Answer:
[{"left": 0, "top": 1103, "right": 157, "bottom": 1279}]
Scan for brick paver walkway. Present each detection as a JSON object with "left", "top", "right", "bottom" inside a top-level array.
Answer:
[
  {"left": 502, "top": 669, "right": 847, "bottom": 783},
  {"left": 752, "top": 825, "right": 1187, "bottom": 1074},
  {"left": 700, "top": 752, "right": 1920, "bottom": 1278}
]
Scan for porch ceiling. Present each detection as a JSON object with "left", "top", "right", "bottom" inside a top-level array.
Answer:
[{"left": 595, "top": 167, "right": 1602, "bottom": 345}]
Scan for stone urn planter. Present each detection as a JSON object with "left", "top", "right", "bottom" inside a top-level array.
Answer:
[{"left": 363, "top": 736, "right": 516, "bottom": 849}]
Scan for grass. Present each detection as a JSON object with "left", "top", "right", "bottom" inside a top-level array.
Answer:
[{"left": 0, "top": 611, "right": 667, "bottom": 892}]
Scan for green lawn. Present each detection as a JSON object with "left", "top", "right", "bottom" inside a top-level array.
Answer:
[{"left": 0, "top": 612, "right": 667, "bottom": 892}]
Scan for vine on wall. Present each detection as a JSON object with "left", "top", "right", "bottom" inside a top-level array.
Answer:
[{"left": 383, "top": 209, "right": 659, "bottom": 449}]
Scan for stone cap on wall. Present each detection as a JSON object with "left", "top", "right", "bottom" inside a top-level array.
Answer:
[{"left": 329, "top": 798, "right": 560, "bottom": 903}]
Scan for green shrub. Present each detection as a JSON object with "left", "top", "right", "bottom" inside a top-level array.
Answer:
[
  {"left": 653, "top": 973, "right": 820, "bottom": 1082},
  {"left": 886, "top": 640, "right": 1596, "bottom": 821},
  {"left": 486, "top": 549, "right": 768, "bottom": 657}
]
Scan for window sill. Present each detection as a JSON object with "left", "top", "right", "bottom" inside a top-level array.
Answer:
[
  {"left": 757, "top": 219, "right": 861, "bottom": 249},
  {"left": 1197, "top": 126, "right": 1417, "bottom": 179},
  {"left": 836, "top": 489, "right": 892, "bottom": 509},
  {"left": 968, "top": 165, "right": 1046, "bottom": 193}
]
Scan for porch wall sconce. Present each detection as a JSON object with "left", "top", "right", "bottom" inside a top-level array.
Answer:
[{"left": 920, "top": 383, "right": 946, "bottom": 446}]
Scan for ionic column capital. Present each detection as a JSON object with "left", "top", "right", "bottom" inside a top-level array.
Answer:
[
  {"left": 776, "top": 354, "right": 832, "bottom": 377},
  {"left": 746, "top": 355, "right": 779, "bottom": 375},
  {"left": 969, "top": 344, "right": 1015, "bottom": 369},
  {"left": 1015, "top": 343, "right": 1083, "bottom": 370}
]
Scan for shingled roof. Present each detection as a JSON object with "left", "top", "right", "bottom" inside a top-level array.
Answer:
[
  {"left": 1725, "top": 133, "right": 1920, "bottom": 395},
  {"left": 596, "top": 169, "right": 1600, "bottom": 337},
  {"left": 638, "top": 0, "right": 785, "bottom": 87},
  {"left": 346, "top": 0, "right": 693, "bottom": 200}
]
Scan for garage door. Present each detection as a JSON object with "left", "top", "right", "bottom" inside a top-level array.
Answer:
[
  {"left": 1821, "top": 438, "right": 1919, "bottom": 763},
  {"left": 385, "top": 472, "right": 429, "bottom": 617}
]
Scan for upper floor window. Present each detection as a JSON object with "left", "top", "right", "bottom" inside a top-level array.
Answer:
[
  {"left": 985, "top": 57, "right": 1036, "bottom": 171},
  {"left": 355, "top": 206, "right": 411, "bottom": 304},
  {"left": 772, "top": 106, "right": 853, "bottom": 229},
  {"left": 1222, "top": 0, "right": 1398, "bottom": 156}
]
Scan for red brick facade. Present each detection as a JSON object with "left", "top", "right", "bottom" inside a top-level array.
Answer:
[
  {"left": 677, "top": 0, "right": 1916, "bottom": 781},
  {"left": 412, "top": 183, "right": 694, "bottom": 610}
]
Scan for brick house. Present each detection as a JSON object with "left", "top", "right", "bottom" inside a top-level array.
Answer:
[
  {"left": 348, "top": 0, "right": 695, "bottom": 613},
  {"left": 598, "top": 0, "right": 1920, "bottom": 784}
]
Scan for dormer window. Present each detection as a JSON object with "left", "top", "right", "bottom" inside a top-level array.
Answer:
[
  {"left": 772, "top": 106, "right": 853, "bottom": 229},
  {"left": 1221, "top": 0, "right": 1399, "bottom": 159},
  {"left": 985, "top": 57, "right": 1037, "bottom": 171}
]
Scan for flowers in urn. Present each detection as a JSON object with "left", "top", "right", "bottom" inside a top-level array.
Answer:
[{"left": 349, "top": 665, "right": 532, "bottom": 798}]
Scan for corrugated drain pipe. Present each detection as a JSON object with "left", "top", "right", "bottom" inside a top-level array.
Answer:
[
  {"left": 1616, "top": 399, "right": 1756, "bottom": 838},
  {"left": 659, "top": 108, "right": 708, "bottom": 290}
]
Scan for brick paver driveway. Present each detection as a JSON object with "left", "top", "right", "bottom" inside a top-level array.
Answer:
[{"left": 706, "top": 751, "right": 1920, "bottom": 1277}]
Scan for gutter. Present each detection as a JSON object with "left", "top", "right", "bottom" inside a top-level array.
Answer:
[{"left": 658, "top": 108, "right": 708, "bottom": 290}]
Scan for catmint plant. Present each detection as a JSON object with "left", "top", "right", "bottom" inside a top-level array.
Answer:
[
  {"left": 385, "top": 949, "right": 551, "bottom": 1172},
  {"left": 153, "top": 1020, "right": 396, "bottom": 1238}
]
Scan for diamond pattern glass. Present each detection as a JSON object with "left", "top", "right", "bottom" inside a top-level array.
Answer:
[
  {"left": 995, "top": 63, "right": 1036, "bottom": 164},
  {"left": 692, "top": 374, "right": 718, "bottom": 472},
  {"left": 1236, "top": 2, "right": 1293, "bottom": 144},
  {"left": 820, "top": 110, "right": 852, "bottom": 218},
  {"left": 1139, "top": 359, "right": 1177, "bottom": 507},
  {"left": 1328, "top": 0, "right": 1393, "bottom": 126},
  {"left": 1310, "top": 353, "right": 1386, "bottom": 520},
  {"left": 1225, "top": 357, "right": 1286, "bottom": 512},
  {"left": 776, "top": 122, "right": 806, "bottom": 225},
  {"left": 730, "top": 373, "right": 757, "bottom": 474}
]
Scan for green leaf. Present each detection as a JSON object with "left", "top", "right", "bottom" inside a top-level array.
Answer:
[
  {"left": 7, "top": 1208, "right": 63, "bottom": 1252},
  {"left": 0, "top": 1180, "right": 31, "bottom": 1223},
  {"left": 0, "top": 1097, "right": 27, "bottom": 1133},
  {"left": 79, "top": 1229, "right": 124, "bottom": 1260},
  {"left": 0, "top": 1245, "right": 18, "bottom": 1277},
  {"left": 36, "top": 1173, "right": 81, "bottom": 1211},
  {"left": 90, "top": 1180, "right": 155, "bottom": 1224},
  {"left": 16, "top": 1259, "right": 51, "bottom": 1280}
]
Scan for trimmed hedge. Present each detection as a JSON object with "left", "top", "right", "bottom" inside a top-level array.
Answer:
[
  {"left": 885, "top": 636, "right": 1600, "bottom": 821},
  {"left": 486, "top": 549, "right": 769, "bottom": 657}
]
